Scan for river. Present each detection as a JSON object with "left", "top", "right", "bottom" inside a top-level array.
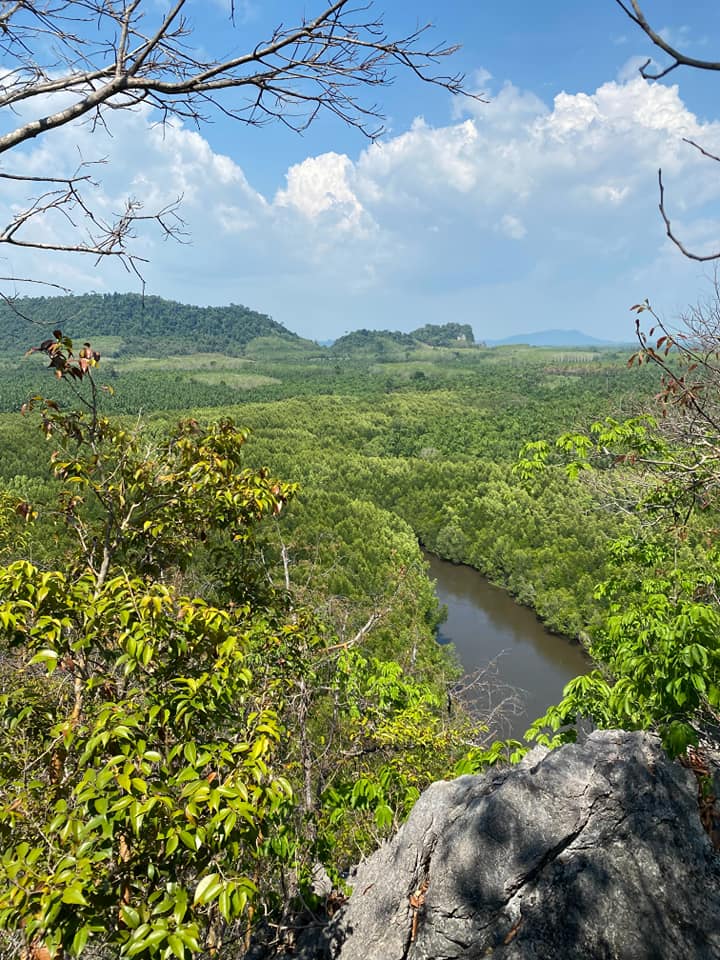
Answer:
[{"left": 426, "top": 553, "right": 590, "bottom": 740}]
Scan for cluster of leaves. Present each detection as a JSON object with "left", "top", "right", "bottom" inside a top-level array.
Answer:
[
  {"left": 21, "top": 332, "right": 295, "bottom": 587},
  {"left": 514, "top": 306, "right": 720, "bottom": 756},
  {"left": 0, "top": 339, "right": 483, "bottom": 958},
  {"left": 0, "top": 564, "right": 290, "bottom": 958},
  {"left": 0, "top": 339, "right": 307, "bottom": 955},
  {"left": 26, "top": 330, "right": 101, "bottom": 383},
  {"left": 525, "top": 535, "right": 720, "bottom": 756}
]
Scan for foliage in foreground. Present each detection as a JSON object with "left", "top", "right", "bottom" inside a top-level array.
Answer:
[
  {"left": 0, "top": 337, "right": 479, "bottom": 958},
  {"left": 525, "top": 536, "right": 720, "bottom": 757},
  {"left": 517, "top": 305, "right": 720, "bottom": 756}
]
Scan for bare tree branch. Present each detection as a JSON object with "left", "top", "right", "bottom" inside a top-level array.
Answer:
[
  {"left": 0, "top": 2, "right": 472, "bottom": 145},
  {"left": 615, "top": 3, "right": 720, "bottom": 263},
  {"left": 0, "top": 0, "right": 474, "bottom": 292},
  {"left": 0, "top": 164, "right": 186, "bottom": 285},
  {"left": 614, "top": 0, "right": 720, "bottom": 79},
  {"left": 657, "top": 168, "right": 720, "bottom": 263},
  {"left": 683, "top": 137, "right": 720, "bottom": 166}
]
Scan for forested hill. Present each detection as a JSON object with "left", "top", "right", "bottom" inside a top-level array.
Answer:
[
  {"left": 410, "top": 322, "right": 474, "bottom": 345},
  {"left": 2, "top": 295, "right": 480, "bottom": 359},
  {"left": 330, "top": 322, "right": 476, "bottom": 357},
  {"left": 0, "top": 292, "right": 307, "bottom": 357}
]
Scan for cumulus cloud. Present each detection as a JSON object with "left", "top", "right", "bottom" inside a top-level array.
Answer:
[
  {"left": 274, "top": 152, "right": 366, "bottom": 230},
  {"left": 2, "top": 73, "right": 720, "bottom": 339}
]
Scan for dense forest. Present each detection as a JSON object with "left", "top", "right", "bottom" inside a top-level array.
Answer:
[
  {"left": 0, "top": 297, "right": 717, "bottom": 957},
  {"left": 0, "top": 0, "right": 716, "bottom": 954},
  {"left": 0, "top": 294, "right": 308, "bottom": 358},
  {"left": 330, "top": 322, "right": 475, "bottom": 355}
]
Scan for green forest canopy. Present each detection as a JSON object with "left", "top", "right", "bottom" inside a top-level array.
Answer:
[
  {"left": 0, "top": 293, "right": 307, "bottom": 358},
  {"left": 0, "top": 295, "right": 717, "bottom": 956}
]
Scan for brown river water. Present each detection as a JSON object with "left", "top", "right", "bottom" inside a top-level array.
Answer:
[{"left": 426, "top": 553, "right": 591, "bottom": 740}]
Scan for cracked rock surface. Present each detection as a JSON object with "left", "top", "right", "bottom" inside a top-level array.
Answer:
[{"left": 310, "top": 730, "right": 720, "bottom": 959}]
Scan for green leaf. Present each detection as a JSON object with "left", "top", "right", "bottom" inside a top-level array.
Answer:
[
  {"left": 193, "top": 873, "right": 223, "bottom": 906},
  {"left": 29, "top": 648, "right": 59, "bottom": 672},
  {"left": 167, "top": 933, "right": 185, "bottom": 960},
  {"left": 178, "top": 830, "right": 198, "bottom": 851},
  {"left": 120, "top": 904, "right": 141, "bottom": 929},
  {"left": 71, "top": 924, "right": 91, "bottom": 956},
  {"left": 61, "top": 887, "right": 89, "bottom": 906},
  {"left": 173, "top": 888, "right": 188, "bottom": 927},
  {"left": 145, "top": 928, "right": 169, "bottom": 949}
]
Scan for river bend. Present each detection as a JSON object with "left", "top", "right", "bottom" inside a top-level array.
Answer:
[{"left": 427, "top": 553, "right": 590, "bottom": 740}]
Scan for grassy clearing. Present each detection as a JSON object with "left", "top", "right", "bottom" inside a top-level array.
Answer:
[
  {"left": 190, "top": 372, "right": 280, "bottom": 390},
  {"left": 84, "top": 336, "right": 125, "bottom": 356},
  {"left": 109, "top": 353, "right": 257, "bottom": 371},
  {"left": 244, "top": 336, "right": 322, "bottom": 361}
]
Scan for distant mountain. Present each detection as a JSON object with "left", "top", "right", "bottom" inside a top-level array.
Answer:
[
  {"left": 487, "top": 329, "right": 617, "bottom": 347},
  {"left": 2, "top": 295, "right": 619, "bottom": 360},
  {"left": 1, "top": 292, "right": 306, "bottom": 357}
]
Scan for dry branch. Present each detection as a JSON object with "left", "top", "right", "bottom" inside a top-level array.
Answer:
[
  {"left": 614, "top": 0, "right": 720, "bottom": 79},
  {"left": 0, "top": 0, "right": 473, "bottom": 290}
]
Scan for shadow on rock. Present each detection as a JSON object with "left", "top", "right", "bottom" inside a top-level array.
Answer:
[{"left": 309, "top": 730, "right": 720, "bottom": 960}]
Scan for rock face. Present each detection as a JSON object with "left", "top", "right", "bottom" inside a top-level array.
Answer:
[{"left": 314, "top": 730, "right": 720, "bottom": 959}]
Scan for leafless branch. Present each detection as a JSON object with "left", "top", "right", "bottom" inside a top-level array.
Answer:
[
  {"left": 0, "top": 0, "right": 472, "bottom": 291},
  {"left": 614, "top": 3, "right": 720, "bottom": 263},
  {"left": 0, "top": 164, "right": 186, "bottom": 283},
  {"left": 614, "top": 0, "right": 720, "bottom": 79},
  {"left": 0, "top": 2, "right": 472, "bottom": 144},
  {"left": 684, "top": 137, "right": 720, "bottom": 165},
  {"left": 280, "top": 541, "right": 292, "bottom": 592},
  {"left": 322, "top": 607, "right": 385, "bottom": 654},
  {"left": 0, "top": 280, "right": 73, "bottom": 325},
  {"left": 450, "top": 655, "right": 525, "bottom": 743},
  {"left": 657, "top": 168, "right": 720, "bottom": 263}
]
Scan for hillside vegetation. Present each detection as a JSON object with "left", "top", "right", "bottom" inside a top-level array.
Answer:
[
  {"left": 0, "top": 295, "right": 716, "bottom": 957},
  {"left": 0, "top": 293, "right": 312, "bottom": 357},
  {"left": 330, "top": 322, "right": 476, "bottom": 358}
]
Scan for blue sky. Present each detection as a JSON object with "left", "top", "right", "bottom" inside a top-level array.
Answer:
[{"left": 4, "top": 0, "right": 720, "bottom": 342}]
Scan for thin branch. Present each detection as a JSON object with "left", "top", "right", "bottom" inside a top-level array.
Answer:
[
  {"left": 683, "top": 137, "right": 720, "bottom": 165},
  {"left": 0, "top": 164, "right": 185, "bottom": 280},
  {"left": 614, "top": 0, "right": 720, "bottom": 79},
  {"left": 658, "top": 168, "right": 720, "bottom": 263},
  {"left": 0, "top": 0, "right": 471, "bottom": 289},
  {"left": 322, "top": 608, "right": 383, "bottom": 654},
  {"left": 0, "top": 1, "right": 474, "bottom": 152}
]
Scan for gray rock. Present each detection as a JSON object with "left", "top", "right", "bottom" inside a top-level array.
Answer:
[{"left": 309, "top": 730, "right": 720, "bottom": 959}]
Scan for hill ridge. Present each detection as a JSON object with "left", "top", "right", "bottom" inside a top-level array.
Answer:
[
  {"left": 1, "top": 292, "right": 299, "bottom": 357},
  {"left": 488, "top": 328, "right": 615, "bottom": 347}
]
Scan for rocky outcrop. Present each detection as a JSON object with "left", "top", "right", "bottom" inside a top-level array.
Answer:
[{"left": 309, "top": 730, "right": 720, "bottom": 959}]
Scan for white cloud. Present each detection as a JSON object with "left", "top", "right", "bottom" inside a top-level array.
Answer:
[
  {"left": 2, "top": 74, "right": 720, "bottom": 340},
  {"left": 358, "top": 118, "right": 480, "bottom": 195},
  {"left": 498, "top": 214, "right": 527, "bottom": 240},
  {"left": 658, "top": 24, "right": 693, "bottom": 48},
  {"left": 589, "top": 184, "right": 631, "bottom": 205},
  {"left": 274, "top": 152, "right": 365, "bottom": 229}
]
